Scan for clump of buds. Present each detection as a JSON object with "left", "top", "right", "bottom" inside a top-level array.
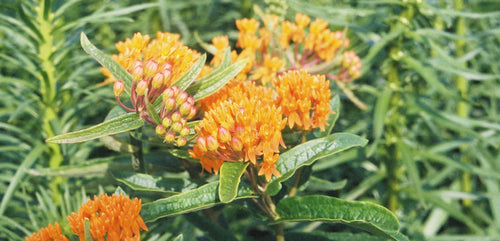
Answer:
[
  {"left": 155, "top": 86, "right": 197, "bottom": 146},
  {"left": 336, "top": 50, "right": 362, "bottom": 82}
]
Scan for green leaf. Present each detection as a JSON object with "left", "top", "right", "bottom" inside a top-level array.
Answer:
[
  {"left": 46, "top": 113, "right": 144, "bottom": 144},
  {"left": 140, "top": 181, "right": 255, "bottom": 222},
  {"left": 284, "top": 231, "right": 388, "bottom": 241},
  {"left": 266, "top": 133, "right": 368, "bottom": 196},
  {"left": 114, "top": 172, "right": 198, "bottom": 195},
  {"left": 80, "top": 32, "right": 133, "bottom": 96},
  {"left": 275, "top": 195, "right": 408, "bottom": 241},
  {"left": 172, "top": 234, "right": 184, "bottom": 241},
  {"left": 307, "top": 177, "right": 347, "bottom": 191},
  {"left": 184, "top": 213, "right": 238, "bottom": 241},
  {"left": 187, "top": 58, "right": 248, "bottom": 101},
  {"left": 219, "top": 162, "right": 249, "bottom": 203},
  {"left": 171, "top": 54, "right": 207, "bottom": 91}
]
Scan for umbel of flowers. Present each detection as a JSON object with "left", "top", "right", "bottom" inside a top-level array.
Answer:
[{"left": 25, "top": 194, "right": 147, "bottom": 241}]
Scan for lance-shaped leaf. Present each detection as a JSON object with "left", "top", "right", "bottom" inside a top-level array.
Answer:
[
  {"left": 140, "top": 181, "right": 255, "bottom": 222},
  {"left": 187, "top": 58, "right": 248, "bottom": 101},
  {"left": 219, "top": 162, "right": 249, "bottom": 203},
  {"left": 113, "top": 172, "right": 198, "bottom": 195},
  {"left": 80, "top": 32, "right": 133, "bottom": 96},
  {"left": 171, "top": 54, "right": 206, "bottom": 91},
  {"left": 275, "top": 195, "right": 408, "bottom": 241},
  {"left": 46, "top": 113, "right": 144, "bottom": 144},
  {"left": 266, "top": 133, "right": 368, "bottom": 196}
]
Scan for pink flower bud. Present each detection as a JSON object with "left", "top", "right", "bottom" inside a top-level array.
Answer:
[
  {"left": 180, "top": 126, "right": 191, "bottom": 136},
  {"left": 136, "top": 80, "right": 148, "bottom": 96},
  {"left": 218, "top": 127, "right": 231, "bottom": 143},
  {"left": 132, "top": 61, "right": 144, "bottom": 82},
  {"left": 176, "top": 137, "right": 187, "bottom": 147},
  {"left": 206, "top": 135, "right": 219, "bottom": 151},
  {"left": 196, "top": 136, "right": 208, "bottom": 152},
  {"left": 164, "top": 131, "right": 176, "bottom": 143},
  {"left": 155, "top": 124, "right": 166, "bottom": 136},
  {"left": 113, "top": 81, "right": 125, "bottom": 96},
  {"left": 163, "top": 87, "right": 176, "bottom": 100},
  {"left": 164, "top": 97, "right": 176, "bottom": 111},
  {"left": 152, "top": 72, "right": 164, "bottom": 89},
  {"left": 230, "top": 137, "right": 243, "bottom": 151},
  {"left": 179, "top": 102, "right": 193, "bottom": 116},
  {"left": 176, "top": 91, "right": 189, "bottom": 105},
  {"left": 162, "top": 116, "right": 172, "bottom": 128},
  {"left": 171, "top": 111, "right": 182, "bottom": 122},
  {"left": 144, "top": 59, "right": 159, "bottom": 78},
  {"left": 187, "top": 107, "right": 197, "bottom": 119},
  {"left": 171, "top": 121, "right": 183, "bottom": 133}
]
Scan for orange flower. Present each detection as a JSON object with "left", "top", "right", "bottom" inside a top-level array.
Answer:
[
  {"left": 189, "top": 82, "right": 286, "bottom": 180},
  {"left": 251, "top": 54, "right": 285, "bottom": 85},
  {"left": 272, "top": 70, "right": 331, "bottom": 131},
  {"left": 25, "top": 222, "right": 69, "bottom": 241},
  {"left": 210, "top": 36, "right": 230, "bottom": 66},
  {"left": 67, "top": 193, "right": 148, "bottom": 241},
  {"left": 102, "top": 32, "right": 201, "bottom": 117}
]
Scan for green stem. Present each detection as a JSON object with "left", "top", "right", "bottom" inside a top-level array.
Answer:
[
  {"left": 454, "top": 0, "right": 472, "bottom": 207},
  {"left": 37, "top": 0, "right": 65, "bottom": 199},
  {"left": 130, "top": 128, "right": 146, "bottom": 173}
]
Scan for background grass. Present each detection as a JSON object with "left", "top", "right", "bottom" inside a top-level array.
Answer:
[{"left": 1, "top": 0, "right": 499, "bottom": 240}]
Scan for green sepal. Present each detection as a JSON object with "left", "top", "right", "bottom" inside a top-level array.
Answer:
[
  {"left": 219, "top": 162, "right": 249, "bottom": 203},
  {"left": 46, "top": 113, "right": 144, "bottom": 144},
  {"left": 266, "top": 133, "right": 368, "bottom": 196},
  {"left": 275, "top": 195, "right": 408, "bottom": 241},
  {"left": 140, "top": 181, "right": 255, "bottom": 222},
  {"left": 80, "top": 32, "right": 133, "bottom": 96}
]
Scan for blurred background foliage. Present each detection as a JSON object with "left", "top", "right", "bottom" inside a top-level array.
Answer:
[{"left": 1, "top": 0, "right": 499, "bottom": 240}]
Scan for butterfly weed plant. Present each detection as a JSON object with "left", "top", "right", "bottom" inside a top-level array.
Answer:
[{"left": 35, "top": 2, "right": 410, "bottom": 241}]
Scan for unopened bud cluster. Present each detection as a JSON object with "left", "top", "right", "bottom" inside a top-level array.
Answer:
[
  {"left": 155, "top": 86, "right": 197, "bottom": 146},
  {"left": 337, "top": 50, "right": 362, "bottom": 82}
]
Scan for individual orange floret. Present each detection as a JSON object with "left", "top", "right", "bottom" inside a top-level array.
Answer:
[
  {"left": 210, "top": 36, "right": 230, "bottom": 66},
  {"left": 251, "top": 54, "right": 285, "bottom": 85},
  {"left": 67, "top": 193, "right": 148, "bottom": 241},
  {"left": 272, "top": 70, "right": 332, "bottom": 132},
  {"left": 189, "top": 83, "right": 286, "bottom": 181},
  {"left": 25, "top": 222, "right": 69, "bottom": 241}
]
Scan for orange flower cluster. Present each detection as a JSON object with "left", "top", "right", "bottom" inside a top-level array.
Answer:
[
  {"left": 272, "top": 70, "right": 331, "bottom": 131},
  {"left": 67, "top": 193, "right": 148, "bottom": 241},
  {"left": 25, "top": 222, "right": 68, "bottom": 241},
  {"left": 189, "top": 81, "right": 286, "bottom": 181}
]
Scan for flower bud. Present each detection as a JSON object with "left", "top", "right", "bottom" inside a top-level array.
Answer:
[
  {"left": 230, "top": 137, "right": 243, "bottom": 151},
  {"left": 180, "top": 126, "right": 191, "bottom": 136},
  {"left": 162, "top": 62, "right": 172, "bottom": 72},
  {"left": 113, "top": 81, "right": 125, "bottom": 96},
  {"left": 152, "top": 72, "right": 164, "bottom": 89},
  {"left": 163, "top": 87, "right": 176, "bottom": 100},
  {"left": 170, "top": 86, "right": 180, "bottom": 97},
  {"left": 206, "top": 135, "right": 219, "bottom": 151},
  {"left": 218, "top": 127, "right": 231, "bottom": 143},
  {"left": 179, "top": 102, "right": 193, "bottom": 116},
  {"left": 136, "top": 80, "right": 148, "bottom": 96},
  {"left": 132, "top": 61, "right": 144, "bottom": 81},
  {"left": 180, "top": 117, "right": 187, "bottom": 126},
  {"left": 162, "top": 116, "right": 172, "bottom": 128},
  {"left": 187, "top": 107, "right": 197, "bottom": 119},
  {"left": 176, "top": 91, "right": 189, "bottom": 105},
  {"left": 155, "top": 124, "right": 166, "bottom": 136},
  {"left": 164, "top": 97, "right": 176, "bottom": 111},
  {"left": 144, "top": 59, "right": 159, "bottom": 78},
  {"left": 171, "top": 121, "right": 183, "bottom": 133},
  {"left": 176, "top": 137, "right": 187, "bottom": 147},
  {"left": 171, "top": 111, "right": 182, "bottom": 122},
  {"left": 164, "top": 131, "right": 175, "bottom": 143},
  {"left": 186, "top": 96, "right": 195, "bottom": 105},
  {"left": 196, "top": 136, "right": 208, "bottom": 152}
]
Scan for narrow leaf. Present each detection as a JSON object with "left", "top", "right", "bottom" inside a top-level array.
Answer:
[
  {"left": 187, "top": 58, "right": 248, "bottom": 101},
  {"left": 46, "top": 113, "right": 144, "bottom": 143},
  {"left": 140, "top": 182, "right": 255, "bottom": 222},
  {"left": 114, "top": 172, "right": 198, "bottom": 195},
  {"left": 80, "top": 32, "right": 133, "bottom": 96},
  {"left": 219, "top": 162, "right": 249, "bottom": 203},
  {"left": 266, "top": 133, "right": 368, "bottom": 196},
  {"left": 275, "top": 195, "right": 408, "bottom": 241},
  {"left": 171, "top": 54, "right": 207, "bottom": 91}
]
